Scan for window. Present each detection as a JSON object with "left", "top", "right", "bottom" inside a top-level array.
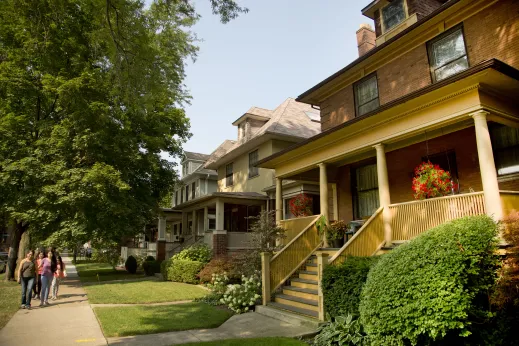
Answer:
[
  {"left": 226, "top": 163, "right": 233, "bottom": 186},
  {"left": 208, "top": 218, "right": 216, "bottom": 230},
  {"left": 354, "top": 74, "right": 379, "bottom": 116},
  {"left": 428, "top": 26, "right": 468, "bottom": 82},
  {"left": 490, "top": 124, "right": 519, "bottom": 176},
  {"left": 382, "top": 0, "right": 406, "bottom": 32},
  {"left": 174, "top": 191, "right": 178, "bottom": 206},
  {"left": 180, "top": 189, "right": 184, "bottom": 203},
  {"left": 191, "top": 182, "right": 195, "bottom": 199},
  {"left": 353, "top": 164, "right": 379, "bottom": 220},
  {"left": 185, "top": 185, "right": 189, "bottom": 201},
  {"left": 249, "top": 150, "right": 259, "bottom": 178},
  {"left": 182, "top": 162, "right": 188, "bottom": 176}
]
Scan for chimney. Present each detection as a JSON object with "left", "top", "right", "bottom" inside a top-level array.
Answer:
[{"left": 356, "top": 23, "right": 376, "bottom": 57}]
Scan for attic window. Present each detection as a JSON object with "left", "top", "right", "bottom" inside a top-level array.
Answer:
[{"left": 382, "top": 0, "right": 406, "bottom": 32}]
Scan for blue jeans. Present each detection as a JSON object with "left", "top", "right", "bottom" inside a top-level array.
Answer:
[
  {"left": 40, "top": 274, "right": 52, "bottom": 304},
  {"left": 21, "top": 277, "right": 35, "bottom": 307}
]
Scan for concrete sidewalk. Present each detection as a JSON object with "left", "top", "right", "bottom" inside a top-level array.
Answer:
[
  {"left": 107, "top": 312, "right": 314, "bottom": 345},
  {"left": 0, "top": 254, "right": 107, "bottom": 346}
]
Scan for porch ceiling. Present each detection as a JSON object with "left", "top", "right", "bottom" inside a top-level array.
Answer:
[{"left": 258, "top": 60, "right": 519, "bottom": 178}]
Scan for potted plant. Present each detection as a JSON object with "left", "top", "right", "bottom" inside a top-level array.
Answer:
[
  {"left": 412, "top": 161, "right": 458, "bottom": 200},
  {"left": 289, "top": 193, "right": 313, "bottom": 217},
  {"left": 327, "top": 220, "right": 348, "bottom": 248}
]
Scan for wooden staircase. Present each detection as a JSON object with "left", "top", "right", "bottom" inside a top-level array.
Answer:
[{"left": 268, "top": 249, "right": 339, "bottom": 319}]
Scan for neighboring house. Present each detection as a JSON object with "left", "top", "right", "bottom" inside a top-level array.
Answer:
[
  {"left": 255, "top": 0, "right": 519, "bottom": 322},
  {"left": 168, "top": 98, "right": 320, "bottom": 257}
]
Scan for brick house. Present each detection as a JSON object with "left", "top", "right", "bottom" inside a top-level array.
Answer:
[{"left": 255, "top": 0, "right": 519, "bottom": 323}]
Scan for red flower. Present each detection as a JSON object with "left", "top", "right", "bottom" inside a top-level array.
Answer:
[{"left": 412, "top": 161, "right": 456, "bottom": 200}]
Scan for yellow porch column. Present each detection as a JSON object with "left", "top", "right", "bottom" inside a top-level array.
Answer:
[
  {"left": 275, "top": 178, "right": 283, "bottom": 224},
  {"left": 216, "top": 198, "right": 225, "bottom": 231},
  {"left": 471, "top": 110, "right": 503, "bottom": 221},
  {"left": 318, "top": 163, "right": 330, "bottom": 248},
  {"left": 374, "top": 143, "right": 392, "bottom": 246}
]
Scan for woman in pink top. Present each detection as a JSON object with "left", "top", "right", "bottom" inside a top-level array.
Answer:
[
  {"left": 33, "top": 252, "right": 44, "bottom": 300},
  {"left": 39, "top": 251, "right": 53, "bottom": 306},
  {"left": 51, "top": 256, "right": 66, "bottom": 300}
]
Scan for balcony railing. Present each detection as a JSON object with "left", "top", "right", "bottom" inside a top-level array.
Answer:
[
  {"left": 390, "top": 192, "right": 486, "bottom": 241},
  {"left": 279, "top": 215, "right": 320, "bottom": 245}
]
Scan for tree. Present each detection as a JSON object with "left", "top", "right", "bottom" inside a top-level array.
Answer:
[{"left": 0, "top": 0, "right": 246, "bottom": 279}]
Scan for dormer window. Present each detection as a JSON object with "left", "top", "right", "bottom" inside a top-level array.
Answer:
[{"left": 382, "top": 0, "right": 406, "bottom": 33}]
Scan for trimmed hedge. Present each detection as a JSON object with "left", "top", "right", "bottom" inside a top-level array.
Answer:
[
  {"left": 160, "top": 258, "right": 170, "bottom": 281},
  {"left": 172, "top": 244, "right": 212, "bottom": 264},
  {"left": 167, "top": 259, "right": 205, "bottom": 284},
  {"left": 359, "top": 215, "right": 499, "bottom": 345},
  {"left": 142, "top": 259, "right": 161, "bottom": 276},
  {"left": 322, "top": 256, "right": 380, "bottom": 318},
  {"left": 125, "top": 255, "right": 138, "bottom": 274}
]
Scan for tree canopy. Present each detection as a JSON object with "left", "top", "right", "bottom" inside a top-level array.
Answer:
[{"left": 0, "top": 0, "right": 247, "bottom": 276}]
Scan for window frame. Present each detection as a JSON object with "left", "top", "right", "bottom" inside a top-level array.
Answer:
[
  {"left": 225, "top": 163, "right": 234, "bottom": 187},
  {"left": 427, "top": 25, "right": 469, "bottom": 83},
  {"left": 191, "top": 182, "right": 195, "bottom": 199},
  {"left": 248, "top": 150, "right": 259, "bottom": 179},
  {"left": 380, "top": 0, "right": 408, "bottom": 33},
  {"left": 353, "top": 73, "right": 380, "bottom": 117},
  {"left": 490, "top": 123, "right": 519, "bottom": 177},
  {"left": 185, "top": 185, "right": 189, "bottom": 201}
]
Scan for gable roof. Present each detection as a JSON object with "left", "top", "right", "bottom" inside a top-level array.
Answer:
[
  {"left": 204, "top": 98, "right": 320, "bottom": 169},
  {"left": 184, "top": 151, "right": 210, "bottom": 161}
]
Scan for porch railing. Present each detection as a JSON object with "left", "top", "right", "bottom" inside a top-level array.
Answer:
[
  {"left": 270, "top": 215, "right": 322, "bottom": 293},
  {"left": 329, "top": 207, "right": 384, "bottom": 266},
  {"left": 500, "top": 190, "right": 519, "bottom": 217},
  {"left": 279, "top": 215, "right": 320, "bottom": 245},
  {"left": 390, "top": 192, "right": 486, "bottom": 241}
]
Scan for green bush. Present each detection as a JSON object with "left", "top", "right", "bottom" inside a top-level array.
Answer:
[
  {"left": 160, "top": 258, "right": 171, "bottom": 280},
  {"left": 322, "top": 256, "right": 380, "bottom": 318},
  {"left": 142, "top": 259, "right": 161, "bottom": 276},
  {"left": 359, "top": 216, "right": 499, "bottom": 345},
  {"left": 145, "top": 255, "right": 155, "bottom": 261},
  {"left": 125, "top": 255, "right": 138, "bottom": 274},
  {"left": 172, "top": 243, "right": 212, "bottom": 263},
  {"left": 167, "top": 259, "right": 205, "bottom": 284}
]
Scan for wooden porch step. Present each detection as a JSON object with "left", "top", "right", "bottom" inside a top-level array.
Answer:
[
  {"left": 291, "top": 278, "right": 318, "bottom": 290},
  {"left": 275, "top": 294, "right": 319, "bottom": 312},
  {"left": 305, "top": 263, "right": 318, "bottom": 272},
  {"left": 267, "top": 302, "right": 319, "bottom": 319},
  {"left": 283, "top": 286, "right": 318, "bottom": 300},
  {"left": 299, "top": 271, "right": 317, "bottom": 280}
]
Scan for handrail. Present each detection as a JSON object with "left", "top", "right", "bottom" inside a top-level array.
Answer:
[
  {"left": 329, "top": 207, "right": 384, "bottom": 265},
  {"left": 272, "top": 215, "right": 320, "bottom": 261},
  {"left": 280, "top": 215, "right": 321, "bottom": 245},
  {"left": 388, "top": 191, "right": 485, "bottom": 207},
  {"left": 270, "top": 215, "right": 322, "bottom": 293}
]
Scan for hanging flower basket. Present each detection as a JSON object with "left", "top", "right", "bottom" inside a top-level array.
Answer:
[
  {"left": 412, "top": 161, "right": 458, "bottom": 200},
  {"left": 289, "top": 193, "right": 313, "bottom": 217}
]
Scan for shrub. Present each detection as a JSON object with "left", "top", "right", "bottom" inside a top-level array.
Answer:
[
  {"left": 322, "top": 256, "right": 380, "bottom": 318},
  {"left": 172, "top": 244, "right": 212, "bottom": 264},
  {"left": 125, "top": 255, "right": 138, "bottom": 274},
  {"left": 145, "top": 255, "right": 155, "bottom": 261},
  {"left": 220, "top": 273, "right": 261, "bottom": 313},
  {"left": 359, "top": 216, "right": 499, "bottom": 345},
  {"left": 91, "top": 242, "right": 120, "bottom": 269},
  {"left": 207, "top": 273, "right": 229, "bottom": 295},
  {"left": 314, "top": 314, "right": 369, "bottom": 346},
  {"left": 142, "top": 259, "right": 161, "bottom": 276},
  {"left": 198, "top": 256, "right": 239, "bottom": 283},
  {"left": 160, "top": 258, "right": 171, "bottom": 280},
  {"left": 167, "top": 259, "right": 205, "bottom": 284}
]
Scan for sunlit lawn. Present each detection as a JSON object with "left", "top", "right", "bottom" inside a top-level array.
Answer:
[
  {"left": 94, "top": 303, "right": 233, "bottom": 337},
  {"left": 179, "top": 338, "right": 307, "bottom": 346},
  {"left": 75, "top": 261, "right": 146, "bottom": 283},
  {"left": 85, "top": 280, "right": 210, "bottom": 304},
  {"left": 0, "top": 273, "right": 20, "bottom": 329}
]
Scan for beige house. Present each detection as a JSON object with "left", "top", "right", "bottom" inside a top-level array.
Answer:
[{"left": 168, "top": 98, "right": 321, "bottom": 257}]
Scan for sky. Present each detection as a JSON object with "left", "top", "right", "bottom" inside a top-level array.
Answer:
[{"left": 176, "top": 0, "right": 372, "bottom": 157}]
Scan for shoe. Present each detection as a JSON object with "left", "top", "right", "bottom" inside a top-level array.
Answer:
[
  {"left": 26, "top": 305, "right": 31, "bottom": 310},
  {"left": 39, "top": 303, "right": 44, "bottom": 307},
  {"left": 36, "top": 295, "right": 40, "bottom": 299},
  {"left": 51, "top": 296, "right": 57, "bottom": 300},
  {"left": 21, "top": 305, "right": 25, "bottom": 309},
  {"left": 44, "top": 301, "right": 50, "bottom": 306}
]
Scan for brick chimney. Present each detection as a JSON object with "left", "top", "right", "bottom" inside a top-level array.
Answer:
[{"left": 356, "top": 23, "right": 376, "bottom": 56}]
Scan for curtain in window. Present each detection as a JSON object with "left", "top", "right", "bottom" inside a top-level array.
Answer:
[
  {"left": 356, "top": 76, "right": 379, "bottom": 116},
  {"left": 431, "top": 29, "right": 468, "bottom": 81},
  {"left": 249, "top": 150, "right": 259, "bottom": 177},
  {"left": 355, "top": 164, "right": 380, "bottom": 219},
  {"left": 226, "top": 163, "right": 233, "bottom": 186},
  {"left": 491, "top": 124, "right": 519, "bottom": 175},
  {"left": 382, "top": 0, "right": 405, "bottom": 31}
]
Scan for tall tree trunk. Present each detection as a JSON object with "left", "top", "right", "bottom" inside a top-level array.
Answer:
[{"left": 5, "top": 221, "right": 28, "bottom": 281}]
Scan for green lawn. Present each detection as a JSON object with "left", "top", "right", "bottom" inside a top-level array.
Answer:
[
  {"left": 180, "top": 338, "right": 307, "bottom": 346},
  {"left": 75, "top": 262, "right": 147, "bottom": 283},
  {"left": 94, "top": 303, "right": 233, "bottom": 337},
  {"left": 0, "top": 273, "right": 20, "bottom": 329},
  {"left": 85, "top": 280, "right": 210, "bottom": 304}
]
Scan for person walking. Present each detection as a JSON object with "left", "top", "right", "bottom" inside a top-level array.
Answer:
[
  {"left": 34, "top": 251, "right": 44, "bottom": 300},
  {"left": 17, "top": 250, "right": 36, "bottom": 310},
  {"left": 39, "top": 251, "right": 54, "bottom": 306},
  {"left": 51, "top": 256, "right": 66, "bottom": 300}
]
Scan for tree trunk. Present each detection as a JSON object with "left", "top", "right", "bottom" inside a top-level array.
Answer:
[{"left": 5, "top": 221, "right": 27, "bottom": 281}]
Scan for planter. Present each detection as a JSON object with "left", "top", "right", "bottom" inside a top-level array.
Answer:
[{"left": 330, "top": 238, "right": 344, "bottom": 248}]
